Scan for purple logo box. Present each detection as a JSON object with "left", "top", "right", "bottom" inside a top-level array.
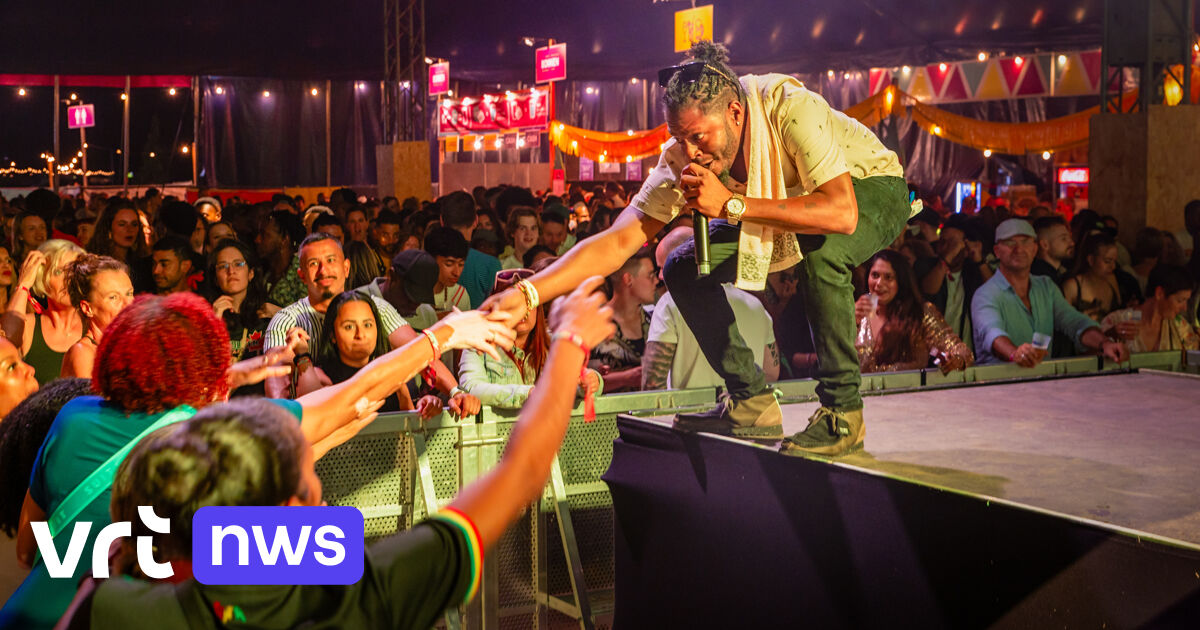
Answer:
[{"left": 192, "top": 506, "right": 364, "bottom": 585}]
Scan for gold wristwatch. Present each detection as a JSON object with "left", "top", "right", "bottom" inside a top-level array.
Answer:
[{"left": 723, "top": 193, "right": 747, "bottom": 225}]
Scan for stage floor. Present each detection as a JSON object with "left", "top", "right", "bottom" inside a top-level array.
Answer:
[{"left": 642, "top": 370, "right": 1200, "bottom": 546}]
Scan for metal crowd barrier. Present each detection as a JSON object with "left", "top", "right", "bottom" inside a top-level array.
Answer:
[{"left": 313, "top": 350, "right": 1194, "bottom": 630}]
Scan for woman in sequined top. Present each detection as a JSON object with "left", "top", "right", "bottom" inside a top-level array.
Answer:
[{"left": 854, "top": 250, "right": 973, "bottom": 374}]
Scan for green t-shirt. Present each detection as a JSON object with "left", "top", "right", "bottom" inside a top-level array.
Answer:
[
  {"left": 84, "top": 517, "right": 479, "bottom": 630},
  {"left": 0, "top": 396, "right": 303, "bottom": 630}
]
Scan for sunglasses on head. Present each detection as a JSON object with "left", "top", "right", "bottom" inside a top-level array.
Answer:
[
  {"left": 493, "top": 267, "right": 534, "bottom": 293},
  {"left": 657, "top": 61, "right": 738, "bottom": 89}
]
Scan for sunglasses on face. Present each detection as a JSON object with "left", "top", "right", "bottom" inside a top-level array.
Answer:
[{"left": 657, "top": 61, "right": 738, "bottom": 89}]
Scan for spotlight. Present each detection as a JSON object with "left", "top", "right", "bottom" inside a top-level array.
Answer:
[
  {"left": 168, "top": 87, "right": 177, "bottom": 96},
  {"left": 17, "top": 88, "right": 26, "bottom": 96},
  {"left": 181, "top": 145, "right": 189, "bottom": 154},
  {"left": 827, "top": 70, "right": 835, "bottom": 78},
  {"left": 69, "top": 92, "right": 78, "bottom": 101},
  {"left": 1042, "top": 150, "right": 1051, "bottom": 160},
  {"left": 977, "top": 52, "right": 988, "bottom": 62},
  {"left": 493, "top": 138, "right": 502, "bottom": 149},
  {"left": 1057, "top": 54, "right": 1067, "bottom": 64},
  {"left": 931, "top": 125, "right": 943, "bottom": 135},
  {"left": 447, "top": 89, "right": 453, "bottom": 97},
  {"left": 939, "top": 63, "right": 947, "bottom": 72},
  {"left": 901, "top": 66, "right": 911, "bottom": 74},
  {"left": 424, "top": 57, "right": 434, "bottom": 64},
  {"left": 215, "top": 86, "right": 224, "bottom": 95},
  {"left": 522, "top": 37, "right": 535, "bottom": 47},
  {"left": 262, "top": 90, "right": 271, "bottom": 98},
  {"left": 983, "top": 149, "right": 992, "bottom": 157},
  {"left": 1014, "top": 56, "right": 1024, "bottom": 66},
  {"left": 631, "top": 78, "right": 638, "bottom": 84},
  {"left": 149, "top": 151, "right": 156, "bottom": 158},
  {"left": 311, "top": 87, "right": 320, "bottom": 96},
  {"left": 120, "top": 93, "right": 127, "bottom": 100}
]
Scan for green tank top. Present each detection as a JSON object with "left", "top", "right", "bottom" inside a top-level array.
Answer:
[{"left": 26, "top": 314, "right": 67, "bottom": 385}]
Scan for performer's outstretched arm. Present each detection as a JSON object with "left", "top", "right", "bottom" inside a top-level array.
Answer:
[{"left": 484, "top": 207, "right": 664, "bottom": 325}]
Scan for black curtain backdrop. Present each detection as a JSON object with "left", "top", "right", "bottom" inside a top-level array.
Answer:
[{"left": 200, "top": 77, "right": 380, "bottom": 188}]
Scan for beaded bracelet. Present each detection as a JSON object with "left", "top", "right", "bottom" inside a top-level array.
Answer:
[{"left": 516, "top": 279, "right": 540, "bottom": 311}]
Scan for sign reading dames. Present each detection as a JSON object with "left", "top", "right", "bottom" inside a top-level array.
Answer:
[
  {"left": 535, "top": 43, "right": 567, "bottom": 83},
  {"left": 67, "top": 104, "right": 95, "bottom": 129},
  {"left": 429, "top": 62, "right": 450, "bottom": 96},
  {"left": 193, "top": 506, "right": 365, "bottom": 585}
]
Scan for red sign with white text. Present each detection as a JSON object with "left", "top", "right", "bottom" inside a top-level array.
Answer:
[
  {"left": 535, "top": 44, "right": 567, "bottom": 83},
  {"left": 428, "top": 62, "right": 450, "bottom": 96},
  {"left": 439, "top": 87, "right": 550, "bottom": 134},
  {"left": 1056, "top": 167, "right": 1089, "bottom": 184}
]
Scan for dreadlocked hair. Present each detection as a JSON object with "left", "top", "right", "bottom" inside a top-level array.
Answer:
[{"left": 662, "top": 41, "right": 744, "bottom": 115}]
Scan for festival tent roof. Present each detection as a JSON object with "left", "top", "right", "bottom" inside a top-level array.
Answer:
[{"left": 0, "top": 1, "right": 1132, "bottom": 81}]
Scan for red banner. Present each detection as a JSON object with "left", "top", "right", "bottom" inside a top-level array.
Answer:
[{"left": 439, "top": 87, "right": 549, "bottom": 135}]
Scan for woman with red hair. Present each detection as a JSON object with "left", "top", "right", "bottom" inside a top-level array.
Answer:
[{"left": 2, "top": 292, "right": 514, "bottom": 630}]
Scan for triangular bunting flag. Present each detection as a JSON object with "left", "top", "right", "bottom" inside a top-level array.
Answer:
[
  {"left": 941, "top": 69, "right": 972, "bottom": 101},
  {"left": 869, "top": 69, "right": 889, "bottom": 94},
  {"left": 907, "top": 66, "right": 935, "bottom": 101},
  {"left": 1035, "top": 54, "right": 1052, "bottom": 93},
  {"left": 1080, "top": 51, "right": 1102, "bottom": 91},
  {"left": 958, "top": 61, "right": 987, "bottom": 95},
  {"left": 1056, "top": 53, "right": 1094, "bottom": 96},
  {"left": 926, "top": 63, "right": 952, "bottom": 97},
  {"left": 1016, "top": 59, "right": 1046, "bottom": 96},
  {"left": 998, "top": 58, "right": 1025, "bottom": 92},
  {"left": 975, "top": 60, "right": 1010, "bottom": 100}
]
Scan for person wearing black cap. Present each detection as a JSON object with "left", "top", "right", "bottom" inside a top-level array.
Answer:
[{"left": 361, "top": 249, "right": 440, "bottom": 332}]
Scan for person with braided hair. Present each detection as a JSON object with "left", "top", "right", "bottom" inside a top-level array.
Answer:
[{"left": 485, "top": 41, "right": 911, "bottom": 456}]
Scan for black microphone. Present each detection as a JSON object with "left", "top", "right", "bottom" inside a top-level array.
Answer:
[{"left": 693, "top": 212, "right": 711, "bottom": 277}]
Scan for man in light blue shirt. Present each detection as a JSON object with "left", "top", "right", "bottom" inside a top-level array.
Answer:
[{"left": 971, "top": 219, "right": 1128, "bottom": 365}]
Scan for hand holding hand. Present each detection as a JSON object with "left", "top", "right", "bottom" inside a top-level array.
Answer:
[
  {"left": 437, "top": 309, "right": 517, "bottom": 359},
  {"left": 549, "top": 276, "right": 615, "bottom": 349},
  {"left": 679, "top": 163, "right": 732, "bottom": 219},
  {"left": 480, "top": 289, "right": 529, "bottom": 329}
]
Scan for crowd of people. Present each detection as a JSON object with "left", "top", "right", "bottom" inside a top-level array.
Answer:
[{"left": 0, "top": 177, "right": 1198, "bottom": 628}]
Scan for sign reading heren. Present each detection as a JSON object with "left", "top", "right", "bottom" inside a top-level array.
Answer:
[
  {"left": 193, "top": 506, "right": 364, "bottom": 585},
  {"left": 429, "top": 62, "right": 450, "bottom": 96},
  {"left": 536, "top": 43, "right": 567, "bottom": 83},
  {"left": 675, "top": 6, "right": 713, "bottom": 52},
  {"left": 67, "top": 104, "right": 95, "bottom": 129}
]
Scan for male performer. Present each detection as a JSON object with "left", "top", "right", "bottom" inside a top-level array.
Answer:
[{"left": 486, "top": 42, "right": 911, "bottom": 456}]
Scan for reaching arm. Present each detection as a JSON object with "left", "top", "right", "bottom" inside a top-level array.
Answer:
[
  {"left": 446, "top": 277, "right": 614, "bottom": 549},
  {"left": 389, "top": 325, "right": 458, "bottom": 394},
  {"left": 482, "top": 208, "right": 663, "bottom": 327},
  {"left": 295, "top": 310, "right": 514, "bottom": 448}
]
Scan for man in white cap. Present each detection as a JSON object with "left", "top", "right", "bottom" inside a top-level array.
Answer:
[{"left": 971, "top": 218, "right": 1129, "bottom": 366}]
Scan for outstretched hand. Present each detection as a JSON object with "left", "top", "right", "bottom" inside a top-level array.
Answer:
[
  {"left": 437, "top": 308, "right": 517, "bottom": 360},
  {"left": 480, "top": 288, "right": 530, "bottom": 329},
  {"left": 227, "top": 339, "right": 299, "bottom": 389}
]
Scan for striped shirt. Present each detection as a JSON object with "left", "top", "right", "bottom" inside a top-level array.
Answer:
[{"left": 264, "top": 295, "right": 409, "bottom": 353}]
